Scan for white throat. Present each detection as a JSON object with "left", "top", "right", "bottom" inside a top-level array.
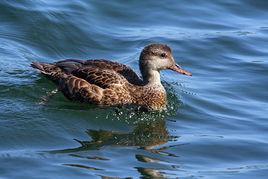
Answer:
[{"left": 145, "top": 70, "right": 162, "bottom": 86}]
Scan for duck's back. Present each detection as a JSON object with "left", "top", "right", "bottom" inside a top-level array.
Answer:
[
  {"left": 55, "top": 59, "right": 143, "bottom": 85},
  {"left": 31, "top": 59, "right": 143, "bottom": 106}
]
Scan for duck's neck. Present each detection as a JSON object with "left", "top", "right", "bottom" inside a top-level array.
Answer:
[{"left": 142, "top": 69, "right": 162, "bottom": 86}]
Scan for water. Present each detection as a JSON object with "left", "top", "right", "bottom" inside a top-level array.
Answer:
[{"left": 0, "top": 0, "right": 268, "bottom": 178}]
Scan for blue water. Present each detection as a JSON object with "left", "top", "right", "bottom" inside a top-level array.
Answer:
[{"left": 0, "top": 0, "right": 268, "bottom": 178}]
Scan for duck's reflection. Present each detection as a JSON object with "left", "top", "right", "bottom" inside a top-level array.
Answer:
[
  {"left": 53, "top": 118, "right": 178, "bottom": 178},
  {"left": 135, "top": 154, "right": 165, "bottom": 178},
  {"left": 56, "top": 119, "right": 170, "bottom": 152}
]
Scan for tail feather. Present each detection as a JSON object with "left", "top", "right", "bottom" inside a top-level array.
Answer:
[
  {"left": 31, "top": 61, "right": 46, "bottom": 72},
  {"left": 31, "top": 61, "right": 66, "bottom": 82},
  {"left": 31, "top": 61, "right": 56, "bottom": 75},
  {"left": 31, "top": 61, "right": 107, "bottom": 105}
]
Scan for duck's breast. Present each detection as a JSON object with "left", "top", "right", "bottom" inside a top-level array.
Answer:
[{"left": 132, "top": 85, "right": 167, "bottom": 110}]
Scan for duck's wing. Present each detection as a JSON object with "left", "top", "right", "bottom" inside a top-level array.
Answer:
[
  {"left": 31, "top": 62, "right": 104, "bottom": 104},
  {"left": 84, "top": 60, "right": 142, "bottom": 85},
  {"left": 71, "top": 66, "right": 126, "bottom": 89},
  {"left": 55, "top": 59, "right": 143, "bottom": 85}
]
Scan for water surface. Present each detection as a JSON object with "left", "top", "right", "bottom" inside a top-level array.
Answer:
[{"left": 0, "top": 0, "right": 268, "bottom": 178}]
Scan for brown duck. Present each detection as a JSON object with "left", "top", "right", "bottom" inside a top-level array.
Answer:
[{"left": 31, "top": 44, "right": 191, "bottom": 110}]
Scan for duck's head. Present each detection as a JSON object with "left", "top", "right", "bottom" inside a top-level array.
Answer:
[{"left": 139, "top": 44, "right": 192, "bottom": 82}]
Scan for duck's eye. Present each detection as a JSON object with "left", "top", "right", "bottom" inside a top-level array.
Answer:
[{"left": 160, "top": 53, "right": 166, "bottom": 58}]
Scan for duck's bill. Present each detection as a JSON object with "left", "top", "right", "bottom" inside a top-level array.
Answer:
[{"left": 169, "top": 64, "right": 192, "bottom": 76}]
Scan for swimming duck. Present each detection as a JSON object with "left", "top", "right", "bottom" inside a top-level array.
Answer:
[{"left": 31, "top": 44, "right": 191, "bottom": 110}]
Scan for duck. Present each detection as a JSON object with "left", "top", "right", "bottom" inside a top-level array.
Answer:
[{"left": 31, "top": 43, "right": 191, "bottom": 110}]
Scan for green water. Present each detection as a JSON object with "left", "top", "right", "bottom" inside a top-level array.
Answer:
[{"left": 0, "top": 0, "right": 268, "bottom": 178}]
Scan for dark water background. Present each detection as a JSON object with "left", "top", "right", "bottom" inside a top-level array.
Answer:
[{"left": 0, "top": 0, "right": 268, "bottom": 178}]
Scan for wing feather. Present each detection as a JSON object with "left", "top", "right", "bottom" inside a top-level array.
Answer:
[
  {"left": 55, "top": 59, "right": 143, "bottom": 85},
  {"left": 59, "top": 75, "right": 103, "bottom": 104},
  {"left": 72, "top": 67, "right": 125, "bottom": 89}
]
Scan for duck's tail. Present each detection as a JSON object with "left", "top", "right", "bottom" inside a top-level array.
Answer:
[
  {"left": 31, "top": 61, "right": 67, "bottom": 82},
  {"left": 31, "top": 61, "right": 104, "bottom": 103},
  {"left": 31, "top": 61, "right": 53, "bottom": 74}
]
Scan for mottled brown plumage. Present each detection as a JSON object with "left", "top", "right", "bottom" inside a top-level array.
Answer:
[{"left": 31, "top": 44, "right": 191, "bottom": 110}]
